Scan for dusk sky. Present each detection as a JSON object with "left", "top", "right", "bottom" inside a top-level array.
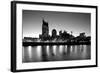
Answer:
[{"left": 22, "top": 10, "right": 91, "bottom": 38}]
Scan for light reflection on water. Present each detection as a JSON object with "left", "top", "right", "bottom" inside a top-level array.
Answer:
[{"left": 22, "top": 45, "right": 91, "bottom": 63}]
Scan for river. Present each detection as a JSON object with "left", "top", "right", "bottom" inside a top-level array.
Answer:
[{"left": 22, "top": 45, "right": 91, "bottom": 63}]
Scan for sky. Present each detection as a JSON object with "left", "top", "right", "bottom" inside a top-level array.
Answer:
[{"left": 22, "top": 10, "right": 91, "bottom": 38}]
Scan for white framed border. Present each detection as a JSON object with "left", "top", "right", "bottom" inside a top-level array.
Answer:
[{"left": 13, "top": 1, "right": 97, "bottom": 71}]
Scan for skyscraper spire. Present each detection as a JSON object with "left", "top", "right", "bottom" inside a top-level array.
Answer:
[{"left": 42, "top": 17, "right": 44, "bottom": 23}]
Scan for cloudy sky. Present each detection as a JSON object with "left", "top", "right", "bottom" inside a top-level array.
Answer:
[{"left": 22, "top": 10, "right": 91, "bottom": 38}]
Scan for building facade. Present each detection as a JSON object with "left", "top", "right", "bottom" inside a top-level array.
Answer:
[{"left": 39, "top": 19, "right": 50, "bottom": 41}]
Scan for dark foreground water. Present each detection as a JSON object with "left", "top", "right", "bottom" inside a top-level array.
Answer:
[{"left": 22, "top": 45, "right": 91, "bottom": 63}]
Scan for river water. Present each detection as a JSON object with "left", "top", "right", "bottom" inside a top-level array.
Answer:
[{"left": 22, "top": 45, "right": 91, "bottom": 63}]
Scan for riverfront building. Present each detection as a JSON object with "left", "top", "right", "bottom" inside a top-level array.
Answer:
[{"left": 39, "top": 19, "right": 50, "bottom": 41}]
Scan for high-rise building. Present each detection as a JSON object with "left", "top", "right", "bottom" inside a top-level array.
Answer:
[
  {"left": 52, "top": 29, "right": 57, "bottom": 39},
  {"left": 39, "top": 19, "right": 50, "bottom": 41},
  {"left": 42, "top": 19, "right": 49, "bottom": 36},
  {"left": 59, "top": 30, "right": 62, "bottom": 36}
]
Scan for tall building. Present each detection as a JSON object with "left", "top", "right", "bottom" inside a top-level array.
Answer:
[
  {"left": 52, "top": 29, "right": 57, "bottom": 39},
  {"left": 39, "top": 19, "right": 50, "bottom": 41},
  {"left": 59, "top": 30, "right": 62, "bottom": 36},
  {"left": 79, "top": 32, "right": 86, "bottom": 38},
  {"left": 42, "top": 19, "right": 49, "bottom": 36}
]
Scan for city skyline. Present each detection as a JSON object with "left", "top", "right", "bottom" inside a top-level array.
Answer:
[{"left": 22, "top": 10, "right": 91, "bottom": 38}]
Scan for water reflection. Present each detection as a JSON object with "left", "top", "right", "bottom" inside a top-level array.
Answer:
[{"left": 23, "top": 45, "right": 91, "bottom": 63}]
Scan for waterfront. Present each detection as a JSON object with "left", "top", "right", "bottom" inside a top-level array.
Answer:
[{"left": 22, "top": 45, "right": 91, "bottom": 63}]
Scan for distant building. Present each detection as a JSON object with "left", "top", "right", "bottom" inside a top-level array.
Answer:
[
  {"left": 23, "top": 37, "right": 38, "bottom": 42},
  {"left": 52, "top": 29, "right": 57, "bottom": 39},
  {"left": 39, "top": 19, "right": 50, "bottom": 41},
  {"left": 42, "top": 19, "right": 49, "bottom": 36},
  {"left": 79, "top": 32, "right": 86, "bottom": 38},
  {"left": 75, "top": 32, "right": 87, "bottom": 42},
  {"left": 61, "top": 31, "right": 70, "bottom": 40},
  {"left": 59, "top": 30, "right": 62, "bottom": 36}
]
